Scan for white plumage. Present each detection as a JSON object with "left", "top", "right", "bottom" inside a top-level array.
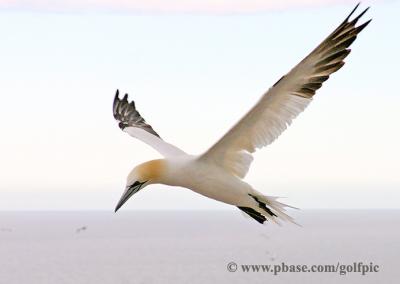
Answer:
[{"left": 112, "top": 4, "right": 371, "bottom": 224}]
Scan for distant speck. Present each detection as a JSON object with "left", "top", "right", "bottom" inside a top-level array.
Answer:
[
  {"left": 76, "top": 226, "right": 87, "bottom": 233},
  {"left": 0, "top": 228, "right": 12, "bottom": 233}
]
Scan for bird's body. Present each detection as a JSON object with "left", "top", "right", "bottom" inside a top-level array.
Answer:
[
  {"left": 133, "top": 156, "right": 290, "bottom": 223},
  {"left": 112, "top": 4, "right": 371, "bottom": 225},
  {"left": 153, "top": 156, "right": 253, "bottom": 207}
]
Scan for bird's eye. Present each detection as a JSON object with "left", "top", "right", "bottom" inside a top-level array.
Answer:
[{"left": 132, "top": 181, "right": 140, "bottom": 187}]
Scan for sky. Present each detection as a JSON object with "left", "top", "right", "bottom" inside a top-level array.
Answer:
[{"left": 0, "top": 0, "right": 399, "bottom": 210}]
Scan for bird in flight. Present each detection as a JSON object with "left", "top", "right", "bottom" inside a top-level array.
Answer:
[{"left": 113, "top": 4, "right": 370, "bottom": 224}]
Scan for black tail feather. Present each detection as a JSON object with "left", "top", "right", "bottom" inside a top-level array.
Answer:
[
  {"left": 249, "top": 194, "right": 277, "bottom": 218},
  {"left": 237, "top": 206, "right": 266, "bottom": 224}
]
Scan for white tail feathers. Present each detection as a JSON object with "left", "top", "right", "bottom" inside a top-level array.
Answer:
[{"left": 252, "top": 193, "right": 300, "bottom": 226}]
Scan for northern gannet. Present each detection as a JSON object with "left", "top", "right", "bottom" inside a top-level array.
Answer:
[{"left": 113, "top": 4, "right": 370, "bottom": 224}]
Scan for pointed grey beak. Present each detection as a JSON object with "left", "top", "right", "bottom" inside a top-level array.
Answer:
[{"left": 114, "top": 183, "right": 143, "bottom": 212}]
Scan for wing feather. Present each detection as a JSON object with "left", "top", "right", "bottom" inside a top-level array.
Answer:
[
  {"left": 113, "top": 90, "right": 186, "bottom": 157},
  {"left": 199, "top": 4, "right": 371, "bottom": 178}
]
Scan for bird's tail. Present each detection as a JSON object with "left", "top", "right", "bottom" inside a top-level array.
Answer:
[{"left": 238, "top": 193, "right": 299, "bottom": 225}]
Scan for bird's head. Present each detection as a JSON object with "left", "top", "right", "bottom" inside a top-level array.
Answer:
[{"left": 114, "top": 159, "right": 166, "bottom": 212}]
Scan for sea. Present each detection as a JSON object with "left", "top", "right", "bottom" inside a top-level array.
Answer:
[{"left": 0, "top": 210, "right": 398, "bottom": 284}]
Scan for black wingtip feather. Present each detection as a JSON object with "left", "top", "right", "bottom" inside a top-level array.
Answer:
[
  {"left": 275, "top": 4, "right": 370, "bottom": 100},
  {"left": 350, "top": 6, "right": 370, "bottom": 25},
  {"left": 113, "top": 90, "right": 120, "bottom": 118},
  {"left": 113, "top": 90, "right": 119, "bottom": 104},
  {"left": 336, "top": 35, "right": 357, "bottom": 50},
  {"left": 357, "top": 19, "right": 372, "bottom": 33},
  {"left": 343, "top": 2, "right": 360, "bottom": 23},
  {"left": 112, "top": 90, "right": 162, "bottom": 138}
]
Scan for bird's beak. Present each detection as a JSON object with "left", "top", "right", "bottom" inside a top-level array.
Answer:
[{"left": 114, "top": 183, "right": 144, "bottom": 212}]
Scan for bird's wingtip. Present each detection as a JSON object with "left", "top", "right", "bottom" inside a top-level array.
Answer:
[
  {"left": 344, "top": 2, "right": 361, "bottom": 22},
  {"left": 350, "top": 6, "right": 370, "bottom": 25}
]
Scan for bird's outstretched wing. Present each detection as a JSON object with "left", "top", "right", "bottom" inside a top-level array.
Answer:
[
  {"left": 113, "top": 90, "right": 186, "bottom": 157},
  {"left": 200, "top": 4, "right": 371, "bottom": 178}
]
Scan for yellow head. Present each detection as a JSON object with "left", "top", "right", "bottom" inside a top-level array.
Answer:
[
  {"left": 115, "top": 159, "right": 166, "bottom": 212},
  {"left": 128, "top": 159, "right": 166, "bottom": 185}
]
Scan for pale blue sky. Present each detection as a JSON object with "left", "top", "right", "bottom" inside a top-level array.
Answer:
[{"left": 0, "top": 1, "right": 399, "bottom": 210}]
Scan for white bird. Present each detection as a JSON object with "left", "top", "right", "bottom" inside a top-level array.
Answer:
[{"left": 113, "top": 4, "right": 370, "bottom": 224}]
